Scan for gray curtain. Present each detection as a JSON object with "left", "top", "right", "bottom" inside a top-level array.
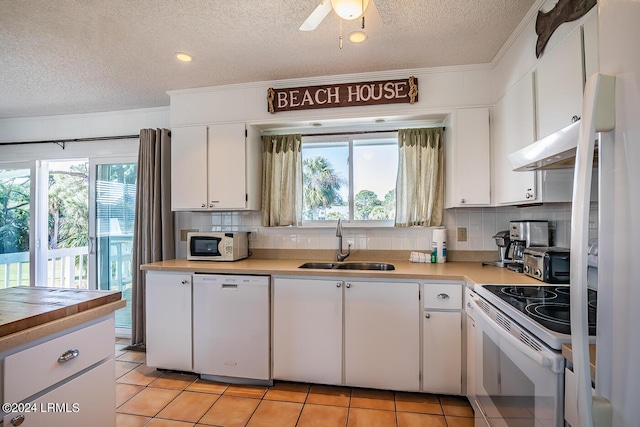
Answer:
[
  {"left": 395, "top": 127, "right": 444, "bottom": 227},
  {"left": 262, "top": 134, "right": 303, "bottom": 226},
  {"left": 131, "top": 128, "right": 174, "bottom": 346}
]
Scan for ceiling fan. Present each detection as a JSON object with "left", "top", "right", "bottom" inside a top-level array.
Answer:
[{"left": 300, "top": 0, "right": 382, "bottom": 47}]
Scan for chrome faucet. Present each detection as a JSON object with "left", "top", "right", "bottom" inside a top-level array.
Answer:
[{"left": 336, "top": 218, "right": 351, "bottom": 262}]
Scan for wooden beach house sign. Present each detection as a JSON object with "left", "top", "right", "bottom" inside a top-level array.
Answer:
[{"left": 267, "top": 76, "right": 418, "bottom": 114}]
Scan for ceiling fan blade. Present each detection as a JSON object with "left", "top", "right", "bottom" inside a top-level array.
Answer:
[{"left": 299, "top": 0, "right": 333, "bottom": 31}]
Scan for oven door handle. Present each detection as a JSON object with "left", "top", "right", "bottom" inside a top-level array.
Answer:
[{"left": 471, "top": 297, "right": 553, "bottom": 369}]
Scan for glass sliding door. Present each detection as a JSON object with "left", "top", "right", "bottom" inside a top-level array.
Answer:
[
  {"left": 0, "top": 164, "right": 33, "bottom": 288},
  {"left": 89, "top": 158, "right": 137, "bottom": 333},
  {"left": 45, "top": 160, "right": 89, "bottom": 289}
]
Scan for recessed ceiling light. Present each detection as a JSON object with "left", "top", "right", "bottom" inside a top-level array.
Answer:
[
  {"left": 348, "top": 30, "right": 368, "bottom": 43},
  {"left": 310, "top": 122, "right": 323, "bottom": 127},
  {"left": 175, "top": 52, "right": 193, "bottom": 62},
  {"left": 374, "top": 118, "right": 386, "bottom": 123}
]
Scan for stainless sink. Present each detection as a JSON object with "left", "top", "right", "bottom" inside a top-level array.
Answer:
[
  {"left": 297, "top": 262, "right": 395, "bottom": 271},
  {"left": 335, "top": 262, "right": 395, "bottom": 271},
  {"left": 298, "top": 262, "right": 337, "bottom": 269}
]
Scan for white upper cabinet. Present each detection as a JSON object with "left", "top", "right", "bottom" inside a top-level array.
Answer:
[
  {"left": 208, "top": 123, "right": 248, "bottom": 210},
  {"left": 171, "top": 123, "right": 262, "bottom": 211},
  {"left": 445, "top": 108, "right": 491, "bottom": 208},
  {"left": 493, "top": 73, "right": 537, "bottom": 205},
  {"left": 535, "top": 28, "right": 584, "bottom": 139},
  {"left": 171, "top": 126, "right": 209, "bottom": 210}
]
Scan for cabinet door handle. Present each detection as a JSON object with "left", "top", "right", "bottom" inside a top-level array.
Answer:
[
  {"left": 345, "top": 283, "right": 351, "bottom": 288},
  {"left": 201, "top": 203, "right": 206, "bottom": 208},
  {"left": 181, "top": 280, "right": 189, "bottom": 285},
  {"left": 437, "top": 293, "right": 450, "bottom": 300},
  {"left": 336, "top": 282, "right": 342, "bottom": 288},
  {"left": 460, "top": 198, "right": 466, "bottom": 204},
  {"left": 10, "top": 414, "right": 25, "bottom": 426},
  {"left": 425, "top": 313, "right": 431, "bottom": 319},
  {"left": 58, "top": 349, "right": 79, "bottom": 363}
]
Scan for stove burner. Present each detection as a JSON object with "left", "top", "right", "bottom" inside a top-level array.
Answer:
[
  {"left": 555, "top": 287, "right": 570, "bottom": 295},
  {"left": 588, "top": 300, "right": 597, "bottom": 310},
  {"left": 525, "top": 302, "right": 597, "bottom": 335},
  {"left": 501, "top": 286, "right": 557, "bottom": 300}
]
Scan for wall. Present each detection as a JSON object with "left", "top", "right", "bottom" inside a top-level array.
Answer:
[
  {"left": 173, "top": 203, "right": 598, "bottom": 259},
  {"left": 0, "top": 107, "right": 170, "bottom": 144},
  {"left": 169, "top": 67, "right": 493, "bottom": 128}
]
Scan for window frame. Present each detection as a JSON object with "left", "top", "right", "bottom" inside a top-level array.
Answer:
[{"left": 301, "top": 131, "right": 398, "bottom": 228}]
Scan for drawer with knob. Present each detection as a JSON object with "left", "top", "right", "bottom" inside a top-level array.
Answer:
[
  {"left": 423, "top": 284, "right": 462, "bottom": 310},
  {"left": 4, "top": 317, "right": 114, "bottom": 404}
]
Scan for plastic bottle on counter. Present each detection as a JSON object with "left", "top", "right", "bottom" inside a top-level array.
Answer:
[
  {"left": 432, "top": 228, "right": 447, "bottom": 263},
  {"left": 431, "top": 242, "right": 437, "bottom": 263},
  {"left": 440, "top": 241, "right": 447, "bottom": 263}
]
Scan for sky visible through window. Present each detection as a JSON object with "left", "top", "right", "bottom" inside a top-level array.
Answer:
[{"left": 302, "top": 134, "right": 398, "bottom": 221}]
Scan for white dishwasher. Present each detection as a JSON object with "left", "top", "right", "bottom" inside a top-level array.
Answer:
[{"left": 192, "top": 274, "right": 271, "bottom": 383}]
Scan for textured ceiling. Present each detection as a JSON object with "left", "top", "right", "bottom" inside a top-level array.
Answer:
[{"left": 0, "top": 0, "right": 536, "bottom": 119}]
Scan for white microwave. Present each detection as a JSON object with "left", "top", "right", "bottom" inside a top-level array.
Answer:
[{"left": 186, "top": 232, "right": 249, "bottom": 261}]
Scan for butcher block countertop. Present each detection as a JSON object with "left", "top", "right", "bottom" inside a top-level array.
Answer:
[
  {"left": 141, "top": 258, "right": 540, "bottom": 285},
  {"left": 0, "top": 287, "right": 124, "bottom": 353}
]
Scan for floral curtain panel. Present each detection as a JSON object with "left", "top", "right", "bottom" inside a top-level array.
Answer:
[
  {"left": 262, "top": 134, "right": 303, "bottom": 226},
  {"left": 395, "top": 127, "right": 444, "bottom": 227}
]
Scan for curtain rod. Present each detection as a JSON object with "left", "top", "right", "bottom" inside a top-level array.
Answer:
[
  {"left": 0, "top": 134, "right": 141, "bottom": 149},
  {"left": 300, "top": 127, "right": 444, "bottom": 138}
]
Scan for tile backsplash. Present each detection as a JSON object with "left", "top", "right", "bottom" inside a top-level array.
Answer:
[{"left": 174, "top": 203, "right": 598, "bottom": 259}]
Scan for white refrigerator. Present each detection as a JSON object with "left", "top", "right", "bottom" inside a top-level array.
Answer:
[{"left": 570, "top": 1, "right": 640, "bottom": 426}]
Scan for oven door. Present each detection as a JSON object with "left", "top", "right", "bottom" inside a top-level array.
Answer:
[{"left": 470, "top": 295, "right": 564, "bottom": 427}]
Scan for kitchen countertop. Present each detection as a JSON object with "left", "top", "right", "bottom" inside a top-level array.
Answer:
[
  {"left": 0, "top": 287, "right": 125, "bottom": 353},
  {"left": 141, "top": 258, "right": 541, "bottom": 285},
  {"left": 562, "top": 344, "right": 597, "bottom": 382}
]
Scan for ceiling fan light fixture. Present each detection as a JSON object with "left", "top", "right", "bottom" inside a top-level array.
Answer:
[
  {"left": 331, "top": 0, "right": 370, "bottom": 20},
  {"left": 348, "top": 30, "right": 368, "bottom": 43},
  {"left": 175, "top": 52, "right": 193, "bottom": 62}
]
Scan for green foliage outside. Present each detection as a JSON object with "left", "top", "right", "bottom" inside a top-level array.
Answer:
[
  {"left": 302, "top": 156, "right": 395, "bottom": 221},
  {"left": 302, "top": 156, "right": 346, "bottom": 220},
  {"left": 48, "top": 163, "right": 89, "bottom": 250},
  {"left": 0, "top": 171, "right": 30, "bottom": 254}
]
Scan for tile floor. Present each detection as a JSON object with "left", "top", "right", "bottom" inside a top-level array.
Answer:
[{"left": 115, "top": 338, "right": 475, "bottom": 427}]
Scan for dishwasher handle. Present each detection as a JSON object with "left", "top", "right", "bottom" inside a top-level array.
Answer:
[{"left": 221, "top": 284, "right": 239, "bottom": 290}]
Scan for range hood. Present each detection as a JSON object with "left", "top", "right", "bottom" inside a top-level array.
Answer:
[{"left": 508, "top": 121, "right": 584, "bottom": 171}]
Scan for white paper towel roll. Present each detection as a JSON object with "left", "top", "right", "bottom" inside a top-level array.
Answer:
[{"left": 432, "top": 228, "right": 447, "bottom": 263}]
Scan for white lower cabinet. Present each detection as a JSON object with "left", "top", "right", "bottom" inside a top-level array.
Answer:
[
  {"left": 145, "top": 271, "right": 193, "bottom": 372},
  {"left": 423, "top": 311, "right": 462, "bottom": 394},
  {"left": 3, "top": 359, "right": 115, "bottom": 427},
  {"left": 422, "top": 283, "right": 463, "bottom": 395},
  {"left": 344, "top": 280, "right": 420, "bottom": 391},
  {"left": 2, "top": 316, "right": 116, "bottom": 427},
  {"left": 272, "top": 278, "right": 342, "bottom": 385},
  {"left": 272, "top": 277, "right": 420, "bottom": 391}
]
